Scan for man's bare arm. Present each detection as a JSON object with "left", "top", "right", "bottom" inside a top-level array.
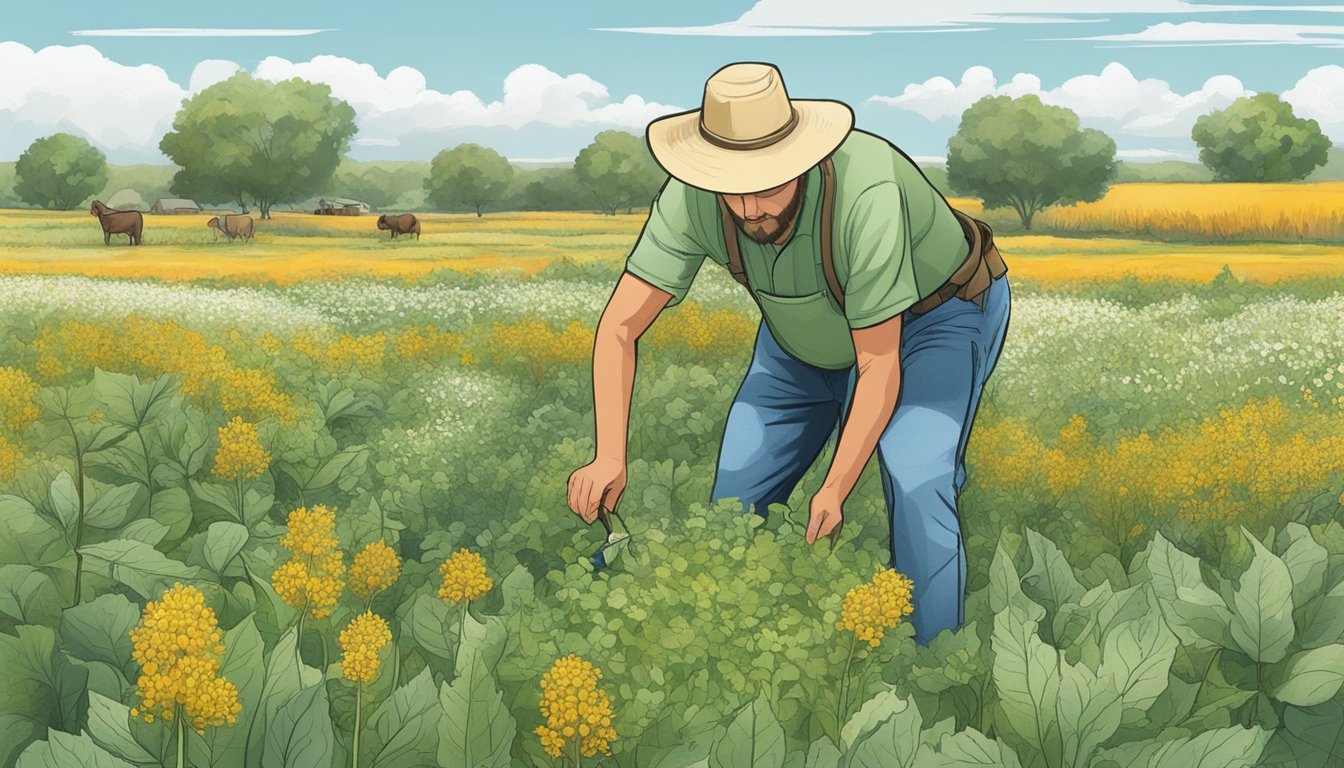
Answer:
[{"left": 567, "top": 272, "right": 672, "bottom": 523}]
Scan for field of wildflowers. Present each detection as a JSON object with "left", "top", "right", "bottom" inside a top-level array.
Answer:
[{"left": 0, "top": 203, "right": 1343, "bottom": 766}]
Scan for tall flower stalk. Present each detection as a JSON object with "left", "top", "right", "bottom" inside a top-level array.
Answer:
[
  {"left": 536, "top": 654, "right": 617, "bottom": 767},
  {"left": 339, "top": 611, "right": 391, "bottom": 768},
  {"left": 272, "top": 505, "right": 346, "bottom": 665},
  {"left": 437, "top": 548, "right": 492, "bottom": 668},
  {"left": 834, "top": 566, "right": 915, "bottom": 731}
]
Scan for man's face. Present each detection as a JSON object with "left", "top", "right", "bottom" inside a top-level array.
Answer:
[{"left": 721, "top": 176, "right": 804, "bottom": 244}]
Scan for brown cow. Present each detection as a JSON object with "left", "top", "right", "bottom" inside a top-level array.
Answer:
[
  {"left": 208, "top": 214, "right": 255, "bottom": 243},
  {"left": 376, "top": 213, "right": 421, "bottom": 240},
  {"left": 90, "top": 200, "right": 143, "bottom": 245}
]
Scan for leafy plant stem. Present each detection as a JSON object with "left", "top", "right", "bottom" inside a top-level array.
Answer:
[
  {"left": 837, "top": 634, "right": 857, "bottom": 736},
  {"left": 67, "top": 416, "right": 87, "bottom": 607},
  {"left": 176, "top": 706, "right": 185, "bottom": 768},
  {"left": 352, "top": 682, "right": 362, "bottom": 768}
]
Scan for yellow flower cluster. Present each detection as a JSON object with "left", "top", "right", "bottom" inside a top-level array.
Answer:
[
  {"left": 326, "top": 332, "right": 388, "bottom": 373},
  {"left": 837, "top": 566, "right": 915, "bottom": 648},
  {"left": 339, "top": 610, "right": 392, "bottom": 684},
  {"left": 211, "top": 416, "right": 270, "bottom": 481},
  {"left": 31, "top": 316, "right": 296, "bottom": 425},
  {"left": 485, "top": 318, "right": 591, "bottom": 383},
  {"left": 536, "top": 654, "right": 617, "bottom": 759},
  {"left": 438, "top": 548, "right": 493, "bottom": 604},
  {"left": 273, "top": 505, "right": 346, "bottom": 618},
  {"left": 0, "top": 366, "right": 40, "bottom": 434},
  {"left": 646, "top": 301, "right": 757, "bottom": 357},
  {"left": 392, "top": 325, "right": 461, "bottom": 367},
  {"left": 350, "top": 539, "right": 401, "bottom": 602},
  {"left": 0, "top": 435, "right": 22, "bottom": 481},
  {"left": 128, "top": 583, "right": 241, "bottom": 734}
]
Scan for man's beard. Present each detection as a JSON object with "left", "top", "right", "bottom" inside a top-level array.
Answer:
[{"left": 730, "top": 174, "right": 807, "bottom": 245}]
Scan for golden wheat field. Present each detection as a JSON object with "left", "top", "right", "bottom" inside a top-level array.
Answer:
[{"left": 0, "top": 182, "right": 1341, "bottom": 284}]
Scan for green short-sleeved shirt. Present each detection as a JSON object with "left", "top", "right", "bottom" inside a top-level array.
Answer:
[{"left": 625, "top": 129, "right": 972, "bottom": 369}]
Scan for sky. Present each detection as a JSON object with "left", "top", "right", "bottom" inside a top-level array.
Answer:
[{"left": 3, "top": 0, "right": 1344, "bottom": 165}]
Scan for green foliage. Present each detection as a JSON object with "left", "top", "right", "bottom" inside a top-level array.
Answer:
[
  {"left": 423, "top": 143, "right": 514, "bottom": 216},
  {"left": 947, "top": 94, "right": 1117, "bottom": 228},
  {"left": 14, "top": 134, "right": 109, "bottom": 210},
  {"left": 1192, "top": 93, "right": 1332, "bottom": 182},
  {"left": 573, "top": 130, "right": 665, "bottom": 215},
  {"left": 159, "top": 72, "right": 358, "bottom": 218},
  {"left": 331, "top": 160, "right": 428, "bottom": 212}
]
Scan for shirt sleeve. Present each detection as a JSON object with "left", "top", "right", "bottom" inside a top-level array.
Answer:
[
  {"left": 837, "top": 181, "right": 920, "bottom": 329},
  {"left": 623, "top": 180, "right": 708, "bottom": 307}
]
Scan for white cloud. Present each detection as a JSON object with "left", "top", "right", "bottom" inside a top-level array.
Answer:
[
  {"left": 1115, "top": 148, "right": 1196, "bottom": 160},
  {"left": 1283, "top": 65, "right": 1344, "bottom": 142},
  {"left": 600, "top": 0, "right": 1344, "bottom": 37},
  {"left": 869, "top": 62, "right": 1251, "bottom": 139},
  {"left": 1074, "top": 21, "right": 1344, "bottom": 46},
  {"left": 72, "top": 28, "right": 332, "bottom": 38},
  {"left": 0, "top": 44, "right": 680, "bottom": 162},
  {"left": 0, "top": 42, "right": 187, "bottom": 161}
]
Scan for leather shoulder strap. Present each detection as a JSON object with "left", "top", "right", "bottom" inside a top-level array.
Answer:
[
  {"left": 818, "top": 156, "right": 844, "bottom": 311},
  {"left": 717, "top": 195, "right": 753, "bottom": 296}
]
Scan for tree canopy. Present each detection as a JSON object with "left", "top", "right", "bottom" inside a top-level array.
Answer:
[
  {"left": 573, "top": 131, "right": 665, "bottom": 215},
  {"left": 947, "top": 94, "right": 1116, "bottom": 229},
  {"left": 423, "top": 144, "right": 514, "bottom": 216},
  {"left": 159, "top": 72, "right": 357, "bottom": 218},
  {"left": 14, "top": 133, "right": 108, "bottom": 210},
  {"left": 1192, "top": 93, "right": 1332, "bottom": 182}
]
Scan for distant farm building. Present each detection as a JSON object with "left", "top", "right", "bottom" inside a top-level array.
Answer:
[
  {"left": 313, "top": 197, "right": 370, "bottom": 216},
  {"left": 150, "top": 197, "right": 201, "bottom": 215}
]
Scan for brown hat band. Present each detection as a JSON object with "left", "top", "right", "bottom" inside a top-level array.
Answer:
[{"left": 698, "top": 107, "right": 799, "bottom": 151}]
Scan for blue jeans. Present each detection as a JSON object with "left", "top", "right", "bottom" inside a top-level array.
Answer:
[{"left": 710, "top": 274, "right": 1011, "bottom": 645}]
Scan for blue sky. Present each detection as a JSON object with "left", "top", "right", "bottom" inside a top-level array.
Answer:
[{"left": 4, "top": 1, "right": 1344, "bottom": 164}]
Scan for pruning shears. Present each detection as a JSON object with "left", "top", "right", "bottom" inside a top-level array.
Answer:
[{"left": 590, "top": 501, "right": 634, "bottom": 571}]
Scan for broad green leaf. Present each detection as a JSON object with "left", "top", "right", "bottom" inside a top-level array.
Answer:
[
  {"left": 1275, "top": 701, "right": 1344, "bottom": 768},
  {"left": 991, "top": 606, "right": 1060, "bottom": 763},
  {"left": 1056, "top": 657, "right": 1122, "bottom": 768},
  {"left": 0, "top": 495, "right": 69, "bottom": 567},
  {"left": 437, "top": 654, "right": 514, "bottom": 768},
  {"left": 1279, "top": 523, "right": 1328, "bottom": 606},
  {"left": 712, "top": 693, "right": 786, "bottom": 768},
  {"left": 1097, "top": 587, "right": 1178, "bottom": 720},
  {"left": 1271, "top": 644, "right": 1344, "bottom": 706},
  {"left": 46, "top": 472, "right": 80, "bottom": 536},
  {"left": 633, "top": 705, "right": 720, "bottom": 768},
  {"left": 804, "top": 738, "right": 842, "bottom": 768},
  {"left": 932, "top": 727, "right": 1023, "bottom": 768},
  {"left": 85, "top": 692, "right": 162, "bottom": 766},
  {"left": 84, "top": 483, "right": 142, "bottom": 530},
  {"left": 202, "top": 522, "right": 249, "bottom": 575},
  {"left": 117, "top": 519, "right": 170, "bottom": 546},
  {"left": 1095, "top": 725, "right": 1270, "bottom": 768},
  {"left": 1021, "top": 529, "right": 1084, "bottom": 617},
  {"left": 407, "top": 593, "right": 460, "bottom": 662},
  {"left": 244, "top": 629, "right": 322, "bottom": 767},
  {"left": 93, "top": 370, "right": 177, "bottom": 430},
  {"left": 16, "top": 729, "right": 135, "bottom": 768},
  {"left": 78, "top": 539, "right": 200, "bottom": 600},
  {"left": 190, "top": 616, "right": 265, "bottom": 768},
  {"left": 1143, "top": 533, "right": 1235, "bottom": 650},
  {"left": 840, "top": 688, "right": 908, "bottom": 750},
  {"left": 455, "top": 609, "right": 509, "bottom": 677},
  {"left": 147, "top": 487, "right": 192, "bottom": 543},
  {"left": 0, "top": 714, "right": 41, "bottom": 768},
  {"left": 0, "top": 625, "right": 88, "bottom": 733},
  {"left": 1298, "top": 580, "right": 1344, "bottom": 649},
  {"left": 1182, "top": 658, "right": 1256, "bottom": 732},
  {"left": 260, "top": 684, "right": 334, "bottom": 768},
  {"left": 988, "top": 540, "right": 1044, "bottom": 624},
  {"left": 59, "top": 593, "right": 138, "bottom": 675},
  {"left": 361, "top": 668, "right": 441, "bottom": 768},
  {"left": 0, "top": 565, "right": 62, "bottom": 626},
  {"left": 1228, "top": 533, "right": 1295, "bottom": 663},
  {"left": 842, "top": 694, "right": 923, "bottom": 768}
]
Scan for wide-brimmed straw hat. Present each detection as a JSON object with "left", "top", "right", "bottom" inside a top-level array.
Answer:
[{"left": 647, "top": 62, "right": 854, "bottom": 195}]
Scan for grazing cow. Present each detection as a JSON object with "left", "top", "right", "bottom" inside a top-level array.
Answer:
[
  {"left": 207, "top": 214, "right": 255, "bottom": 243},
  {"left": 90, "top": 200, "right": 143, "bottom": 245},
  {"left": 376, "top": 213, "right": 421, "bottom": 240}
]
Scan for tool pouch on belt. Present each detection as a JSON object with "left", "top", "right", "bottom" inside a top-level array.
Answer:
[{"left": 907, "top": 208, "right": 1009, "bottom": 315}]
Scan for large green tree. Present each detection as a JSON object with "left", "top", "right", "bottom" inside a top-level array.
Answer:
[
  {"left": 14, "top": 134, "right": 108, "bottom": 210},
  {"left": 1192, "top": 93, "right": 1332, "bottom": 182},
  {"left": 333, "top": 160, "right": 427, "bottom": 211},
  {"left": 574, "top": 130, "right": 665, "bottom": 215},
  {"left": 159, "top": 72, "right": 358, "bottom": 218},
  {"left": 947, "top": 95, "right": 1116, "bottom": 229},
  {"left": 423, "top": 144, "right": 514, "bottom": 216}
]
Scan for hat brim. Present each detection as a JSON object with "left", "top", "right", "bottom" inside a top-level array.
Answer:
[{"left": 646, "top": 100, "right": 855, "bottom": 194}]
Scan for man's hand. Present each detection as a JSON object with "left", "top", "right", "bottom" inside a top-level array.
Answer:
[
  {"left": 806, "top": 487, "right": 846, "bottom": 544},
  {"left": 568, "top": 459, "right": 627, "bottom": 524}
]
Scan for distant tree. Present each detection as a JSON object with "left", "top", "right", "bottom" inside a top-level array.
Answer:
[
  {"left": 574, "top": 131, "right": 665, "bottom": 215},
  {"left": 106, "top": 189, "right": 147, "bottom": 211},
  {"left": 333, "top": 161, "right": 427, "bottom": 211},
  {"left": 521, "top": 167, "right": 588, "bottom": 211},
  {"left": 159, "top": 72, "right": 358, "bottom": 218},
  {"left": 424, "top": 144, "right": 514, "bottom": 216},
  {"left": 14, "top": 134, "right": 109, "bottom": 210},
  {"left": 947, "top": 95, "right": 1116, "bottom": 229},
  {"left": 1192, "top": 93, "right": 1331, "bottom": 182}
]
